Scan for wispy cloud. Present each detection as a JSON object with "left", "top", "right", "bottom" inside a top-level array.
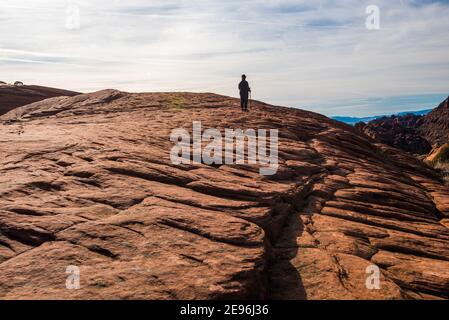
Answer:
[{"left": 0, "top": 0, "right": 448, "bottom": 116}]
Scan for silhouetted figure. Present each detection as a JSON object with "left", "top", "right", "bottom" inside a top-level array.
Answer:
[{"left": 238, "top": 74, "right": 251, "bottom": 112}]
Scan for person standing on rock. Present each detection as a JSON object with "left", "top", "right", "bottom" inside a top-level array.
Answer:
[{"left": 238, "top": 74, "right": 251, "bottom": 112}]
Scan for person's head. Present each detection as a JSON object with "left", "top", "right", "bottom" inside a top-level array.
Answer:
[{"left": 241, "top": 74, "right": 246, "bottom": 80}]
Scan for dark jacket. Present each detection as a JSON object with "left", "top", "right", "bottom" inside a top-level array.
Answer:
[{"left": 238, "top": 80, "right": 251, "bottom": 99}]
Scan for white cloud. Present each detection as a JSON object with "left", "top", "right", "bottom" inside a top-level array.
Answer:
[{"left": 0, "top": 0, "right": 448, "bottom": 115}]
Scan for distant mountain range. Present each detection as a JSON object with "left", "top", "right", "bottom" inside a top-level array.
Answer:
[{"left": 332, "top": 109, "right": 433, "bottom": 125}]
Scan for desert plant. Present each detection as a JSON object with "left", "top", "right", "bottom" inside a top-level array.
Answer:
[
  {"left": 431, "top": 144, "right": 449, "bottom": 164},
  {"left": 168, "top": 95, "right": 185, "bottom": 110},
  {"left": 433, "top": 162, "right": 449, "bottom": 184},
  {"left": 427, "top": 143, "right": 449, "bottom": 184}
]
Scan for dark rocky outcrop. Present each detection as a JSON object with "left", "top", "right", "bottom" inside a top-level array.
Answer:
[
  {"left": 355, "top": 115, "right": 431, "bottom": 155},
  {"left": 0, "top": 84, "right": 80, "bottom": 116},
  {"left": 355, "top": 97, "right": 449, "bottom": 155},
  {"left": 421, "top": 97, "right": 449, "bottom": 146}
]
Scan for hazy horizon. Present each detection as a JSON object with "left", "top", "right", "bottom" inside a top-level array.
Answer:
[{"left": 1, "top": 0, "right": 448, "bottom": 117}]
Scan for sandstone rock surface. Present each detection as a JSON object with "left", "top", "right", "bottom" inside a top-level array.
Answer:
[{"left": 0, "top": 90, "right": 448, "bottom": 299}]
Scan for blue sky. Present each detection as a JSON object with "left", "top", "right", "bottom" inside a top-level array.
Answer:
[{"left": 1, "top": 0, "right": 448, "bottom": 116}]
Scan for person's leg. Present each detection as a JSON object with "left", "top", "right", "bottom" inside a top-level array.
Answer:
[
  {"left": 244, "top": 99, "right": 248, "bottom": 111},
  {"left": 240, "top": 98, "right": 244, "bottom": 111}
]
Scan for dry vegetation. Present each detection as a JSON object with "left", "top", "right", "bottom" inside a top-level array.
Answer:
[
  {"left": 427, "top": 143, "right": 449, "bottom": 184},
  {"left": 433, "top": 161, "right": 449, "bottom": 184}
]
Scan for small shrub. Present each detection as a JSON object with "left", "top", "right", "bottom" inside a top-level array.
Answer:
[
  {"left": 168, "top": 95, "right": 185, "bottom": 110},
  {"left": 431, "top": 144, "right": 449, "bottom": 164},
  {"left": 427, "top": 144, "right": 449, "bottom": 185}
]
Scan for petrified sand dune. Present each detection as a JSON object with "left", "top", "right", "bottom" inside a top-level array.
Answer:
[{"left": 0, "top": 89, "right": 448, "bottom": 299}]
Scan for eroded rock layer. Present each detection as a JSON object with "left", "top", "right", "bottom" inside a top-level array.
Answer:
[{"left": 0, "top": 90, "right": 448, "bottom": 299}]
